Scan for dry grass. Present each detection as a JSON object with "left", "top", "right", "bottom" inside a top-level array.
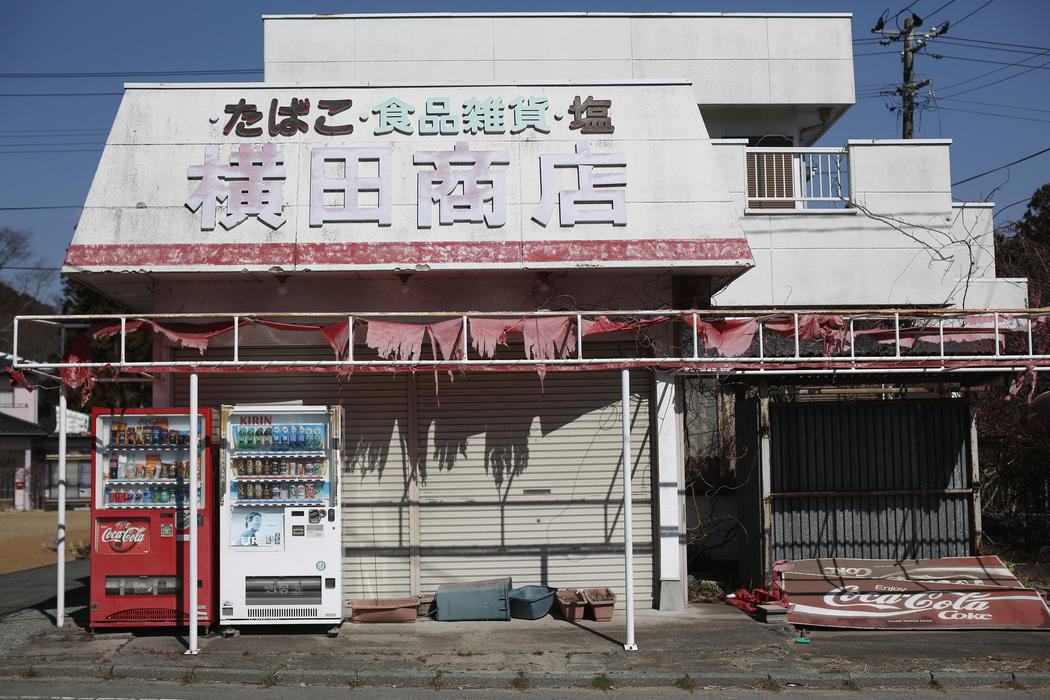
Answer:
[{"left": 0, "top": 509, "right": 91, "bottom": 574}]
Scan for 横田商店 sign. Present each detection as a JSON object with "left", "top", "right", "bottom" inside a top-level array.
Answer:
[{"left": 65, "top": 83, "right": 749, "bottom": 273}]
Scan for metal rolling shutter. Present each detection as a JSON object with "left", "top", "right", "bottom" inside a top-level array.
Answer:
[{"left": 415, "top": 370, "right": 653, "bottom": 606}]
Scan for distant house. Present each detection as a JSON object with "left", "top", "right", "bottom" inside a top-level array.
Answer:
[{"left": 1, "top": 352, "right": 92, "bottom": 510}]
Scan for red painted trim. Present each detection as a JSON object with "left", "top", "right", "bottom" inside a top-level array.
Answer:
[
  {"left": 64, "top": 243, "right": 297, "bottom": 268},
  {"left": 64, "top": 239, "right": 753, "bottom": 269}
]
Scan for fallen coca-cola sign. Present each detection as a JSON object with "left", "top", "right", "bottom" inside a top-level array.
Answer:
[
  {"left": 777, "top": 556, "right": 1022, "bottom": 588},
  {"left": 781, "top": 572, "right": 1050, "bottom": 630},
  {"left": 96, "top": 518, "right": 150, "bottom": 554}
]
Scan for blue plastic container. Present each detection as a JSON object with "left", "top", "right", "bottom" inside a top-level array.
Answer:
[
  {"left": 435, "top": 577, "right": 512, "bottom": 621},
  {"left": 509, "top": 585, "right": 558, "bottom": 619}
]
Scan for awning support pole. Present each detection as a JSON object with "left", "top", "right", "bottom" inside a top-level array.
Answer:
[
  {"left": 56, "top": 391, "right": 67, "bottom": 627},
  {"left": 621, "top": 368, "right": 638, "bottom": 651},
  {"left": 186, "top": 373, "right": 200, "bottom": 655}
]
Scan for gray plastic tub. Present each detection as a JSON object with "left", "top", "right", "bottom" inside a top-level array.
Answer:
[
  {"left": 435, "top": 577, "right": 512, "bottom": 621},
  {"left": 509, "top": 585, "right": 558, "bottom": 619}
]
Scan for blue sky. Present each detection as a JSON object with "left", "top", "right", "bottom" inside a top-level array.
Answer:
[{"left": 2, "top": 1, "right": 1048, "bottom": 305}]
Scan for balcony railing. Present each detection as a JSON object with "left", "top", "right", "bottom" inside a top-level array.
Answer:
[{"left": 746, "top": 147, "right": 850, "bottom": 210}]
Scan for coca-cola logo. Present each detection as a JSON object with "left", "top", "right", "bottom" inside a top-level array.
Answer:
[
  {"left": 823, "top": 585, "right": 993, "bottom": 620},
  {"left": 100, "top": 520, "right": 148, "bottom": 553}
]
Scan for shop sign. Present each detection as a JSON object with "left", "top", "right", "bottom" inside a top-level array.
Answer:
[
  {"left": 221, "top": 94, "right": 614, "bottom": 138},
  {"left": 781, "top": 572, "right": 1050, "bottom": 630},
  {"left": 779, "top": 556, "right": 1022, "bottom": 588},
  {"left": 96, "top": 518, "right": 150, "bottom": 555},
  {"left": 187, "top": 93, "right": 624, "bottom": 233}
]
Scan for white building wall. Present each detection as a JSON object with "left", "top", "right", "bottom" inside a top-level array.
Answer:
[
  {"left": 262, "top": 13, "right": 855, "bottom": 110},
  {"left": 711, "top": 139, "right": 1026, "bottom": 309}
]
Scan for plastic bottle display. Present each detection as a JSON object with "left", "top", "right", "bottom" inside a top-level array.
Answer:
[{"left": 101, "top": 416, "right": 204, "bottom": 508}]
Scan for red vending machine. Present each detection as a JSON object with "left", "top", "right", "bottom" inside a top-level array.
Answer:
[{"left": 90, "top": 408, "right": 217, "bottom": 629}]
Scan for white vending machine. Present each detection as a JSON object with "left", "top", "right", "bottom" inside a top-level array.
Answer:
[{"left": 218, "top": 404, "right": 342, "bottom": 634}]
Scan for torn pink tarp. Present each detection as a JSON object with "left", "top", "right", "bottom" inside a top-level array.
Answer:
[
  {"left": 365, "top": 319, "right": 466, "bottom": 363},
  {"left": 470, "top": 318, "right": 524, "bottom": 358},
  {"left": 321, "top": 321, "right": 351, "bottom": 361},
  {"left": 94, "top": 319, "right": 241, "bottom": 353},
  {"left": 523, "top": 316, "right": 577, "bottom": 361},
  {"left": 366, "top": 320, "right": 428, "bottom": 361},
  {"left": 61, "top": 334, "right": 96, "bottom": 404},
  {"left": 4, "top": 367, "right": 32, "bottom": 392},
  {"left": 426, "top": 318, "right": 465, "bottom": 361},
  {"left": 684, "top": 314, "right": 847, "bottom": 357},
  {"left": 691, "top": 318, "right": 760, "bottom": 357},
  {"left": 580, "top": 315, "right": 671, "bottom": 336},
  {"left": 856, "top": 315, "right": 1015, "bottom": 349},
  {"left": 523, "top": 316, "right": 577, "bottom": 385}
]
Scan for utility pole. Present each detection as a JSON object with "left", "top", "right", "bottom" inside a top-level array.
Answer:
[{"left": 871, "top": 11, "right": 949, "bottom": 138}]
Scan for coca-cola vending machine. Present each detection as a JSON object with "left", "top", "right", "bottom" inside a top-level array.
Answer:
[{"left": 89, "top": 408, "right": 217, "bottom": 629}]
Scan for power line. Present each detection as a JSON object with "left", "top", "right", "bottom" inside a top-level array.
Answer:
[
  {"left": 0, "top": 148, "right": 104, "bottom": 154},
  {"left": 0, "top": 92, "right": 123, "bottom": 98},
  {"left": 0, "top": 205, "right": 83, "bottom": 211},
  {"left": 926, "top": 53, "right": 1050, "bottom": 68},
  {"left": 935, "top": 38, "right": 1050, "bottom": 56},
  {"left": 0, "top": 68, "right": 262, "bottom": 78},
  {"left": 938, "top": 97, "right": 1050, "bottom": 114},
  {"left": 924, "top": 0, "right": 962, "bottom": 19},
  {"left": 949, "top": 0, "right": 996, "bottom": 30},
  {"left": 933, "top": 106, "right": 1050, "bottom": 123},
  {"left": 937, "top": 35, "right": 1050, "bottom": 52},
  {"left": 951, "top": 146, "right": 1050, "bottom": 186},
  {"left": 937, "top": 53, "right": 1050, "bottom": 96}
]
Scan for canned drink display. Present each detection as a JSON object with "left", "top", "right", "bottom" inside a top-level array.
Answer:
[
  {"left": 289, "top": 425, "right": 298, "bottom": 448},
  {"left": 305, "top": 483, "right": 315, "bottom": 499}
]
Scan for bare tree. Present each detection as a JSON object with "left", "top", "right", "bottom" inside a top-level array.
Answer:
[{"left": 0, "top": 227, "right": 57, "bottom": 360}]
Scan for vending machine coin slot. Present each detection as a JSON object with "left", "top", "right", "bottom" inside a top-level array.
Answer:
[
  {"left": 309, "top": 509, "right": 322, "bottom": 524},
  {"left": 328, "top": 508, "right": 335, "bottom": 522}
]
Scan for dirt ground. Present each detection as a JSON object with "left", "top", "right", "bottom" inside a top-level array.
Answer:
[{"left": 0, "top": 509, "right": 91, "bottom": 575}]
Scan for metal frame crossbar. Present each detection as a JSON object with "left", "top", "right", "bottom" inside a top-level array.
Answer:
[{"left": 13, "top": 308, "right": 1050, "bottom": 377}]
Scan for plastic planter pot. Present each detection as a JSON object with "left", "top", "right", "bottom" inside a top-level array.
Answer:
[
  {"left": 556, "top": 589, "right": 586, "bottom": 622},
  {"left": 509, "top": 585, "right": 558, "bottom": 619},
  {"left": 350, "top": 598, "right": 418, "bottom": 623},
  {"left": 583, "top": 588, "right": 616, "bottom": 622}
]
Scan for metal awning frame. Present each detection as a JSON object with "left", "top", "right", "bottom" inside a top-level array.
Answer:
[{"left": 13, "top": 307, "right": 1050, "bottom": 377}]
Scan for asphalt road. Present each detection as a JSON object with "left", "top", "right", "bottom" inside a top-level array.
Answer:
[
  {"left": 0, "top": 558, "right": 89, "bottom": 658},
  {"left": 0, "top": 679, "right": 1041, "bottom": 699},
  {"left": 0, "top": 558, "right": 90, "bottom": 618}
]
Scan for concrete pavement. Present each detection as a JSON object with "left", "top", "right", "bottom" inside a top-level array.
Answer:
[{"left": 2, "top": 595, "right": 1050, "bottom": 692}]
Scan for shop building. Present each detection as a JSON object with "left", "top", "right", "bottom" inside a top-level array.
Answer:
[{"left": 23, "top": 13, "right": 1037, "bottom": 615}]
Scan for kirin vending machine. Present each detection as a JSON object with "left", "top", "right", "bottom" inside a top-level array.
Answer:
[
  {"left": 218, "top": 404, "right": 342, "bottom": 634},
  {"left": 89, "top": 408, "right": 217, "bottom": 629}
]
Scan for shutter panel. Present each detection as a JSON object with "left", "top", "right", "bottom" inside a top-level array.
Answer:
[{"left": 416, "top": 370, "right": 653, "bottom": 606}]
